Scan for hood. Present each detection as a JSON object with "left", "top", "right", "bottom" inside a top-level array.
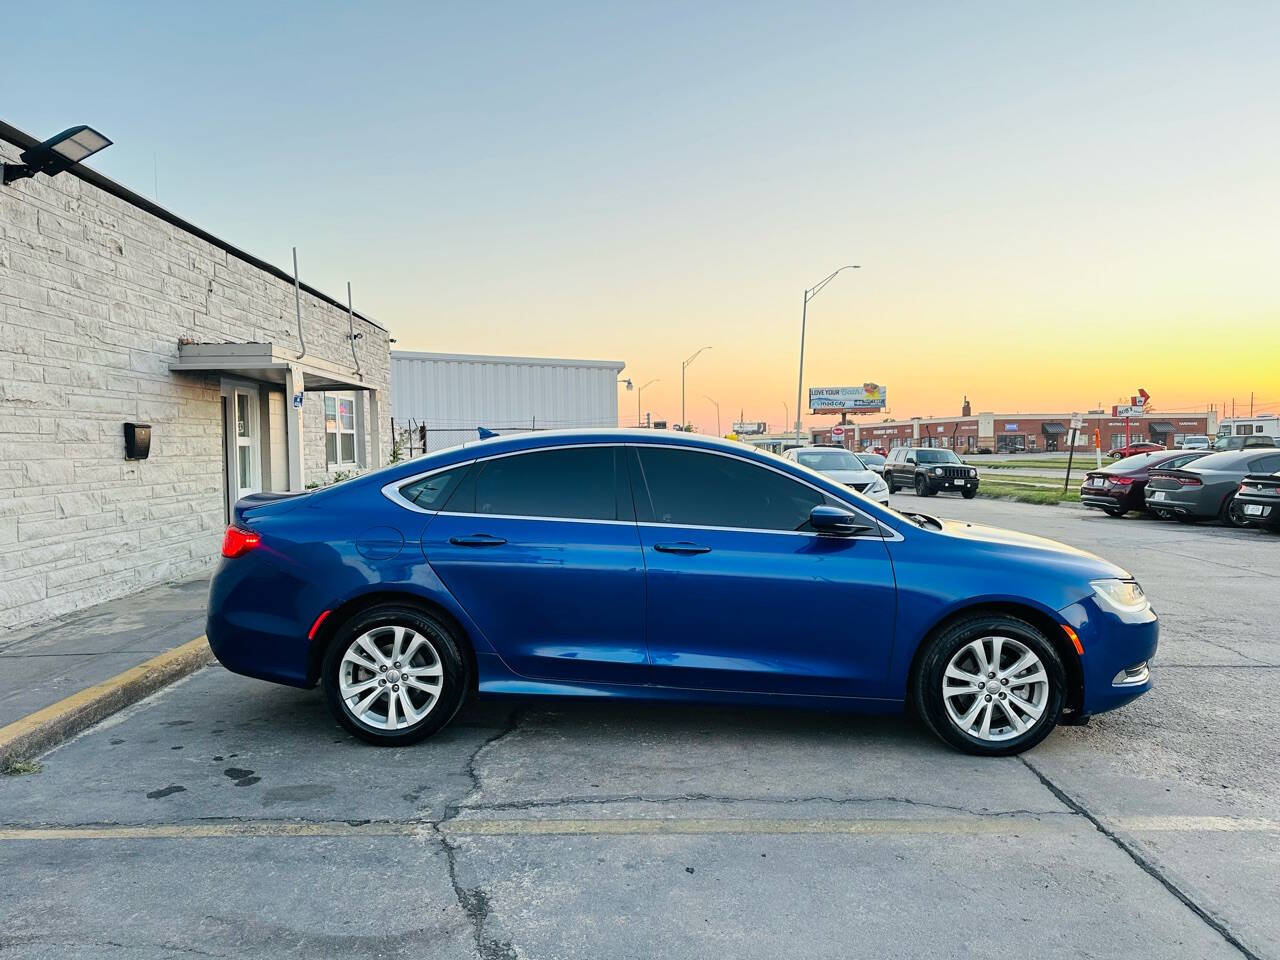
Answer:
[
  {"left": 935, "top": 518, "right": 1130, "bottom": 580},
  {"left": 821, "top": 468, "right": 881, "bottom": 484}
]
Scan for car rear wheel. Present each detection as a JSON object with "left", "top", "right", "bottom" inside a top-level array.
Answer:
[
  {"left": 1103, "top": 506, "right": 1126, "bottom": 517},
  {"left": 321, "top": 604, "right": 470, "bottom": 746},
  {"left": 913, "top": 615, "right": 1065, "bottom": 756},
  {"left": 886, "top": 473, "right": 897, "bottom": 494}
]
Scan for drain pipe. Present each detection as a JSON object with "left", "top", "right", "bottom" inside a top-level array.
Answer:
[
  {"left": 346, "top": 282, "right": 362, "bottom": 377},
  {"left": 292, "top": 247, "right": 306, "bottom": 360}
]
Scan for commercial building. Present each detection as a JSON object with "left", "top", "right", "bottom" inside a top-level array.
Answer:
[
  {"left": 390, "top": 350, "right": 626, "bottom": 454},
  {"left": 1, "top": 120, "right": 391, "bottom": 628},
  {"left": 814, "top": 409, "right": 1218, "bottom": 453}
]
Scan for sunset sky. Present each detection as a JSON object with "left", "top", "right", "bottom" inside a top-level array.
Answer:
[{"left": 6, "top": 1, "right": 1278, "bottom": 431}]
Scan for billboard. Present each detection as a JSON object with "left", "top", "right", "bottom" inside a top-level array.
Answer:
[
  {"left": 732, "top": 421, "right": 767, "bottom": 435},
  {"left": 809, "top": 383, "right": 886, "bottom": 413}
]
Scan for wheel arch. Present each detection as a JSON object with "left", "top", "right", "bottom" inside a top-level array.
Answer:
[
  {"left": 906, "top": 600, "right": 1084, "bottom": 715},
  {"left": 305, "top": 588, "right": 479, "bottom": 693}
]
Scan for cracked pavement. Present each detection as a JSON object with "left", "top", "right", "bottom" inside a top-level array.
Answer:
[{"left": 1, "top": 499, "right": 1278, "bottom": 959}]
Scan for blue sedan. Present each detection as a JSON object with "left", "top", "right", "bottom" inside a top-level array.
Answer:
[{"left": 207, "top": 430, "right": 1156, "bottom": 756}]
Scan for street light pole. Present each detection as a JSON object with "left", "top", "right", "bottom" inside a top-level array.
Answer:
[
  {"left": 681, "top": 346, "right": 712, "bottom": 431},
  {"left": 636, "top": 379, "right": 659, "bottom": 428},
  {"left": 795, "top": 265, "right": 859, "bottom": 443},
  {"left": 781, "top": 401, "right": 788, "bottom": 435},
  {"left": 703, "top": 395, "right": 721, "bottom": 436}
]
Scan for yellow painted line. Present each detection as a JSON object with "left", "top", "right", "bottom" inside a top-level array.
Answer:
[
  {"left": 0, "top": 635, "right": 214, "bottom": 761},
  {"left": 1, "top": 815, "right": 1276, "bottom": 843}
]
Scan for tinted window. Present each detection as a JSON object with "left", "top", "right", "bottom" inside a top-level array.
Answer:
[
  {"left": 1110, "top": 452, "right": 1162, "bottom": 471},
  {"left": 1166, "top": 453, "right": 1207, "bottom": 469},
  {"left": 458, "top": 447, "right": 618, "bottom": 520},
  {"left": 637, "top": 448, "right": 824, "bottom": 531},
  {"left": 1189, "top": 452, "right": 1252, "bottom": 471},
  {"left": 1248, "top": 454, "right": 1280, "bottom": 474},
  {"left": 399, "top": 465, "right": 468, "bottom": 509}
]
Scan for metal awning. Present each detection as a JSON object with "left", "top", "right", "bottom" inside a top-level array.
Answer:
[
  {"left": 1149, "top": 421, "right": 1175, "bottom": 434},
  {"left": 170, "top": 342, "right": 370, "bottom": 391},
  {"left": 1041, "top": 422, "right": 1067, "bottom": 435}
]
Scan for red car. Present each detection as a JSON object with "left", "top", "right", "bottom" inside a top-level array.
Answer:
[
  {"left": 1107, "top": 441, "right": 1165, "bottom": 459},
  {"left": 1081, "top": 450, "right": 1210, "bottom": 517}
]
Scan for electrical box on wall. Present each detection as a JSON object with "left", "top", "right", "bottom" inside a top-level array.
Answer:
[{"left": 123, "top": 422, "right": 152, "bottom": 460}]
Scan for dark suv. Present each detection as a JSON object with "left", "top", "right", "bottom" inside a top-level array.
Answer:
[{"left": 885, "top": 447, "right": 979, "bottom": 498}]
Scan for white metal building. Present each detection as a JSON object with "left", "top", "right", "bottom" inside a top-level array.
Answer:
[{"left": 390, "top": 351, "right": 626, "bottom": 454}]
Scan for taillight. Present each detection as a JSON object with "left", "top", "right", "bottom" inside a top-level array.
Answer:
[
  {"left": 1110, "top": 477, "right": 1134, "bottom": 486},
  {"left": 1175, "top": 476, "right": 1202, "bottom": 486},
  {"left": 221, "top": 526, "right": 261, "bottom": 558}
]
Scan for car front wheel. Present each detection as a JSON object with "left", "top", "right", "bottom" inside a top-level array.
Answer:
[
  {"left": 913, "top": 615, "right": 1065, "bottom": 756},
  {"left": 914, "top": 475, "right": 933, "bottom": 497},
  {"left": 321, "top": 604, "right": 470, "bottom": 746}
]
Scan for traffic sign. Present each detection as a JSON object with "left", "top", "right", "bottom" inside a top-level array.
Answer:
[{"left": 1070, "top": 413, "right": 1084, "bottom": 430}]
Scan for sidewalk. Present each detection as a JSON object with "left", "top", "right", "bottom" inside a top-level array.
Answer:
[{"left": 0, "top": 575, "right": 212, "bottom": 752}]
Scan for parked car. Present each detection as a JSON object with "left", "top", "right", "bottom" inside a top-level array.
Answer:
[
  {"left": 1178, "top": 435, "right": 1211, "bottom": 450},
  {"left": 1080, "top": 450, "right": 1211, "bottom": 517},
  {"left": 208, "top": 429, "right": 1156, "bottom": 757},
  {"left": 782, "top": 446, "right": 889, "bottom": 505},
  {"left": 884, "top": 447, "right": 979, "bottom": 498},
  {"left": 1144, "top": 449, "right": 1280, "bottom": 525},
  {"left": 1107, "top": 441, "right": 1164, "bottom": 459},
  {"left": 870, "top": 446, "right": 889, "bottom": 457},
  {"left": 854, "top": 451, "right": 886, "bottom": 475},
  {"left": 1233, "top": 472, "right": 1280, "bottom": 530},
  {"left": 1211, "top": 434, "right": 1276, "bottom": 452}
]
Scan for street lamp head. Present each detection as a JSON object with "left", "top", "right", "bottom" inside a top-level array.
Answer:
[
  {"left": 619, "top": 378, "right": 633, "bottom": 391},
  {"left": 3, "top": 125, "right": 113, "bottom": 186}
]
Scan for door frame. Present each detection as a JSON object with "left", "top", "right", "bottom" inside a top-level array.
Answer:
[{"left": 221, "top": 377, "right": 265, "bottom": 519}]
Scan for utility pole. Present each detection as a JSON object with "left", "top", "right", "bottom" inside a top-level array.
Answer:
[{"left": 795, "top": 265, "right": 859, "bottom": 443}]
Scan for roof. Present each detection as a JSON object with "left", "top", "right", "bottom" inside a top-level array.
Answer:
[
  {"left": 0, "top": 118, "right": 385, "bottom": 332},
  {"left": 392, "top": 350, "right": 625, "bottom": 371},
  {"left": 171, "top": 342, "right": 370, "bottom": 390}
]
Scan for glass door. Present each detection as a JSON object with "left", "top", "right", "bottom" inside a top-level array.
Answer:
[{"left": 233, "top": 389, "right": 261, "bottom": 499}]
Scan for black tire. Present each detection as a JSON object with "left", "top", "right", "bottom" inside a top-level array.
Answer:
[
  {"left": 1219, "top": 495, "right": 1252, "bottom": 529},
  {"left": 912, "top": 614, "right": 1065, "bottom": 757},
  {"left": 1150, "top": 508, "right": 1173, "bottom": 520},
  {"left": 1102, "top": 506, "right": 1126, "bottom": 518},
  {"left": 1174, "top": 513, "right": 1202, "bottom": 524},
  {"left": 886, "top": 473, "right": 897, "bottom": 494},
  {"left": 914, "top": 475, "right": 933, "bottom": 497},
  {"left": 961, "top": 488, "right": 977, "bottom": 500},
  {"left": 321, "top": 603, "right": 471, "bottom": 746}
]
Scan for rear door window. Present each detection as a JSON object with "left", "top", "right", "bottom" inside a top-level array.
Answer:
[
  {"left": 450, "top": 446, "right": 621, "bottom": 521},
  {"left": 635, "top": 448, "right": 825, "bottom": 531},
  {"left": 1247, "top": 453, "right": 1280, "bottom": 474},
  {"left": 398, "top": 465, "right": 469, "bottom": 510}
]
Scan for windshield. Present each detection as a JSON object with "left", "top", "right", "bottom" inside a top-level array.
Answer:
[
  {"left": 915, "top": 449, "right": 961, "bottom": 464},
  {"left": 858, "top": 452, "right": 885, "bottom": 466},
  {"left": 795, "top": 449, "right": 864, "bottom": 471}
]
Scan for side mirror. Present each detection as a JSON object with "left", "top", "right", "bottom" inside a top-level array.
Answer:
[
  {"left": 905, "top": 456, "right": 915, "bottom": 464},
  {"left": 810, "top": 504, "right": 871, "bottom": 536}
]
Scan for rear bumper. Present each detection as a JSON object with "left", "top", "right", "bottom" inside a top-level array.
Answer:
[
  {"left": 1080, "top": 486, "right": 1143, "bottom": 512},
  {"left": 1059, "top": 594, "right": 1158, "bottom": 716},
  {"left": 1234, "top": 494, "right": 1280, "bottom": 525},
  {"left": 206, "top": 553, "right": 314, "bottom": 688},
  {"left": 1144, "top": 488, "right": 1212, "bottom": 517}
]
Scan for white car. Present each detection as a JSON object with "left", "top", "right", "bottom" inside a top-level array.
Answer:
[
  {"left": 783, "top": 446, "right": 890, "bottom": 506},
  {"left": 1179, "top": 435, "right": 1210, "bottom": 450}
]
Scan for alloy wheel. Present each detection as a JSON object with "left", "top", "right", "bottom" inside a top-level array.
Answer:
[
  {"left": 941, "top": 635, "right": 1048, "bottom": 742},
  {"left": 338, "top": 625, "right": 444, "bottom": 731}
]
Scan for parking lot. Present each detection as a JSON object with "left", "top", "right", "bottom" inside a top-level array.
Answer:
[{"left": 2, "top": 497, "right": 1277, "bottom": 960}]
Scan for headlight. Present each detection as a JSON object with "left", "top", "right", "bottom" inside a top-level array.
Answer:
[
  {"left": 969, "top": 468, "right": 977, "bottom": 478},
  {"left": 1090, "top": 579, "right": 1149, "bottom": 614},
  {"left": 869, "top": 478, "right": 887, "bottom": 493},
  {"left": 933, "top": 466, "right": 943, "bottom": 476}
]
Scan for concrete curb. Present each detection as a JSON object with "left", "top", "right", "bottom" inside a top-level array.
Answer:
[{"left": 0, "top": 635, "right": 215, "bottom": 769}]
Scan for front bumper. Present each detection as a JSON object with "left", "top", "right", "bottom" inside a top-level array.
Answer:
[
  {"left": 1058, "top": 593, "right": 1158, "bottom": 716},
  {"left": 925, "top": 476, "right": 979, "bottom": 493}
]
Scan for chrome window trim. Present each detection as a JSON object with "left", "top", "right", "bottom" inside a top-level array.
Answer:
[{"left": 380, "top": 440, "right": 900, "bottom": 539}]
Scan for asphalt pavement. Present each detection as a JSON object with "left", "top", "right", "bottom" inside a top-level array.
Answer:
[{"left": 1, "top": 497, "right": 1277, "bottom": 960}]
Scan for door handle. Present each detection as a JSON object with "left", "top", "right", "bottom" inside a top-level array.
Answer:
[
  {"left": 654, "top": 541, "right": 712, "bottom": 555},
  {"left": 449, "top": 534, "right": 508, "bottom": 547}
]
